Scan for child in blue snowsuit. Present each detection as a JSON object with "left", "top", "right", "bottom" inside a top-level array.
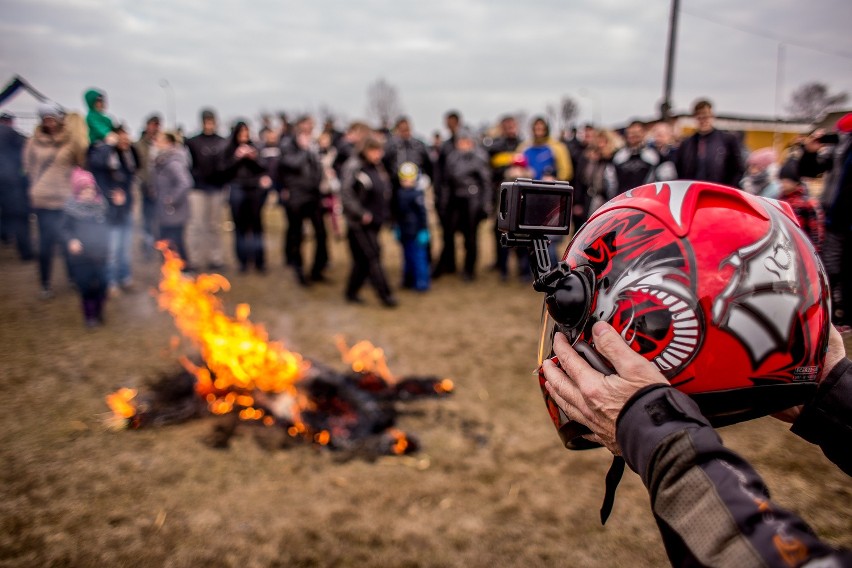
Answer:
[{"left": 395, "top": 162, "right": 430, "bottom": 291}]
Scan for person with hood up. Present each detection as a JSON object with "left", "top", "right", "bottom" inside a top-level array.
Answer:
[
  {"left": 84, "top": 89, "right": 114, "bottom": 144},
  {"left": 740, "top": 147, "right": 780, "bottom": 199},
  {"left": 517, "top": 117, "right": 573, "bottom": 183},
  {"left": 152, "top": 132, "right": 193, "bottom": 265},
  {"left": 61, "top": 167, "right": 110, "bottom": 327},
  {"left": 23, "top": 104, "right": 88, "bottom": 298}
]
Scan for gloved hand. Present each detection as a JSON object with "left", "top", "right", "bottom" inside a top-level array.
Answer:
[{"left": 416, "top": 229, "right": 430, "bottom": 246}]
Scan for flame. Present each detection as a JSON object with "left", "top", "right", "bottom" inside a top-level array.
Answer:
[
  {"left": 388, "top": 428, "right": 409, "bottom": 455},
  {"left": 106, "top": 388, "right": 138, "bottom": 419},
  {"left": 435, "top": 379, "right": 454, "bottom": 394},
  {"left": 104, "top": 245, "right": 435, "bottom": 454},
  {"left": 335, "top": 336, "right": 396, "bottom": 383},
  {"left": 155, "top": 243, "right": 309, "bottom": 400}
]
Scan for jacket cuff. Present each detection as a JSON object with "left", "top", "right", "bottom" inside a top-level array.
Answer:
[
  {"left": 791, "top": 357, "right": 852, "bottom": 444},
  {"left": 616, "top": 385, "right": 712, "bottom": 487}
]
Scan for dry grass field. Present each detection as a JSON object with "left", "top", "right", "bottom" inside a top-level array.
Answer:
[{"left": 0, "top": 210, "right": 849, "bottom": 567}]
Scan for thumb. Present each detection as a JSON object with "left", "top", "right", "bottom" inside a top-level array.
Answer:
[{"left": 591, "top": 321, "right": 659, "bottom": 380}]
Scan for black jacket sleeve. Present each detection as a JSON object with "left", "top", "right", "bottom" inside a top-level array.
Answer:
[
  {"left": 791, "top": 357, "right": 852, "bottom": 476},
  {"left": 616, "top": 386, "right": 851, "bottom": 568}
]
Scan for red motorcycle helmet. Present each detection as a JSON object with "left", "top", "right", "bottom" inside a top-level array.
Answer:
[{"left": 538, "top": 181, "right": 831, "bottom": 449}]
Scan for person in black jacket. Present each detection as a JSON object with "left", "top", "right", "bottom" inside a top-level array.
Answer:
[
  {"left": 87, "top": 125, "right": 138, "bottom": 295},
  {"left": 220, "top": 122, "right": 271, "bottom": 274},
  {"left": 674, "top": 99, "right": 744, "bottom": 187},
  {"left": 340, "top": 136, "right": 396, "bottom": 307},
  {"left": 433, "top": 110, "right": 463, "bottom": 278},
  {"left": 797, "top": 120, "right": 852, "bottom": 329},
  {"left": 0, "top": 115, "right": 32, "bottom": 261},
  {"left": 442, "top": 128, "right": 491, "bottom": 281},
  {"left": 278, "top": 115, "right": 328, "bottom": 285},
  {"left": 185, "top": 108, "right": 226, "bottom": 271},
  {"left": 383, "top": 116, "right": 434, "bottom": 191},
  {"left": 484, "top": 115, "right": 522, "bottom": 279},
  {"left": 541, "top": 322, "right": 852, "bottom": 567}
]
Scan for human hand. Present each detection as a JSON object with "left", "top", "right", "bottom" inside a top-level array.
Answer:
[
  {"left": 111, "top": 188, "right": 126, "bottom": 206},
  {"left": 416, "top": 229, "right": 430, "bottom": 246},
  {"left": 773, "top": 324, "right": 847, "bottom": 423},
  {"left": 803, "top": 129, "right": 825, "bottom": 153},
  {"left": 259, "top": 175, "right": 272, "bottom": 189},
  {"left": 104, "top": 132, "right": 118, "bottom": 146},
  {"left": 361, "top": 212, "right": 373, "bottom": 225},
  {"left": 541, "top": 321, "right": 669, "bottom": 454},
  {"left": 68, "top": 239, "right": 83, "bottom": 255}
]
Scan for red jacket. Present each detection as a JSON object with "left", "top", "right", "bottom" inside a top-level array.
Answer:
[{"left": 780, "top": 184, "right": 825, "bottom": 253}]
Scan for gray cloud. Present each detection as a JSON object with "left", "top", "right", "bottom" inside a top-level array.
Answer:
[{"left": 2, "top": 0, "right": 851, "bottom": 136}]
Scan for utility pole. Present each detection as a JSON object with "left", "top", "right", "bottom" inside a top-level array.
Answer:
[{"left": 661, "top": 0, "right": 680, "bottom": 121}]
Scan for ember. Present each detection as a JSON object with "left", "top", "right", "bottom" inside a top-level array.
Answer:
[{"left": 106, "top": 244, "right": 452, "bottom": 457}]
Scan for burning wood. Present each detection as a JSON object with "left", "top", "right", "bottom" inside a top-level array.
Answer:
[{"left": 105, "top": 244, "right": 453, "bottom": 457}]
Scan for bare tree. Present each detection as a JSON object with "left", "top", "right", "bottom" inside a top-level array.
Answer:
[
  {"left": 545, "top": 103, "right": 558, "bottom": 133},
  {"left": 786, "top": 82, "right": 848, "bottom": 122},
  {"left": 560, "top": 96, "right": 579, "bottom": 133},
  {"left": 366, "top": 78, "right": 403, "bottom": 131}
]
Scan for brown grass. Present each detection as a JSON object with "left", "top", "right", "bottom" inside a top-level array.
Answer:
[{"left": 0, "top": 211, "right": 849, "bottom": 567}]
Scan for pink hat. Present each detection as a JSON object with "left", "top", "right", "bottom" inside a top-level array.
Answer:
[
  {"left": 746, "top": 148, "right": 777, "bottom": 171},
  {"left": 70, "top": 167, "right": 96, "bottom": 196}
]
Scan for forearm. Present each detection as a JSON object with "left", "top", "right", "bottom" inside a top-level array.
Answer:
[{"left": 618, "top": 386, "right": 847, "bottom": 567}]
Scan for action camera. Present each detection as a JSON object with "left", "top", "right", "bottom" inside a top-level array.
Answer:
[{"left": 497, "top": 178, "right": 574, "bottom": 240}]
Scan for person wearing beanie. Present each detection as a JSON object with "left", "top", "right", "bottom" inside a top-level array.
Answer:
[
  {"left": 394, "top": 161, "right": 430, "bottom": 292},
  {"left": 778, "top": 159, "right": 824, "bottom": 254},
  {"left": 741, "top": 147, "right": 780, "bottom": 198},
  {"left": 23, "top": 106, "right": 87, "bottom": 298},
  {"left": 37, "top": 102, "right": 64, "bottom": 122},
  {"left": 60, "top": 167, "right": 110, "bottom": 327},
  {"left": 84, "top": 89, "right": 114, "bottom": 144}
]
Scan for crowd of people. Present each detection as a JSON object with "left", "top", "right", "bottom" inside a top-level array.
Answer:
[{"left": 0, "top": 90, "right": 850, "bottom": 328}]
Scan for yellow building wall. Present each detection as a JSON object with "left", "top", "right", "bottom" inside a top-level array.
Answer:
[{"left": 678, "top": 127, "right": 803, "bottom": 152}]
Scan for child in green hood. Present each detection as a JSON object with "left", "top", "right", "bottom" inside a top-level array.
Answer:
[{"left": 84, "top": 88, "right": 113, "bottom": 144}]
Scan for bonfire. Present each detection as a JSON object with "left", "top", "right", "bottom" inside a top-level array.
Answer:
[{"left": 106, "top": 244, "right": 453, "bottom": 457}]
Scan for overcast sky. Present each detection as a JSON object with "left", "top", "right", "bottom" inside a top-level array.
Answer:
[{"left": 2, "top": 0, "right": 851, "bottom": 137}]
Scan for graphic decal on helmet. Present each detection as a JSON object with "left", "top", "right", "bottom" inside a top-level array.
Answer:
[
  {"left": 712, "top": 206, "right": 803, "bottom": 368},
  {"left": 568, "top": 209, "right": 703, "bottom": 378},
  {"left": 624, "top": 181, "right": 691, "bottom": 230}
]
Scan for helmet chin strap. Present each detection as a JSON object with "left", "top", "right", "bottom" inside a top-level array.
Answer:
[{"left": 601, "top": 457, "right": 626, "bottom": 524}]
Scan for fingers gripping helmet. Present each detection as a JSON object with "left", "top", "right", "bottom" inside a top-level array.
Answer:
[{"left": 539, "top": 181, "right": 831, "bottom": 449}]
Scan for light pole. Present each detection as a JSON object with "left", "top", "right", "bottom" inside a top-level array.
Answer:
[
  {"left": 773, "top": 42, "right": 786, "bottom": 152},
  {"left": 159, "top": 79, "right": 176, "bottom": 130},
  {"left": 578, "top": 88, "right": 602, "bottom": 126},
  {"left": 661, "top": 0, "right": 681, "bottom": 120}
]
